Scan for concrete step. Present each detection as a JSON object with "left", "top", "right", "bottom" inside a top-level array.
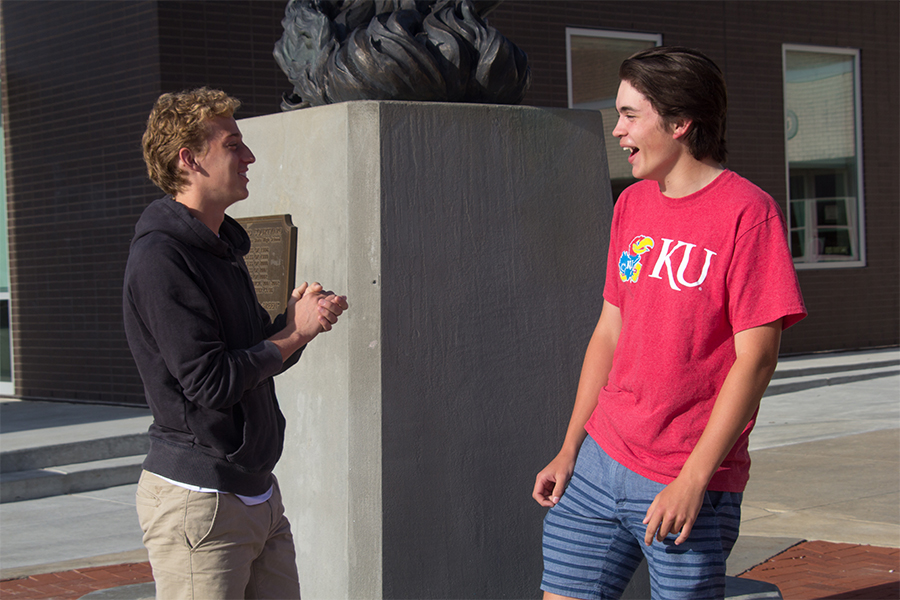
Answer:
[
  {"left": 0, "top": 399, "right": 152, "bottom": 503},
  {"left": 724, "top": 576, "right": 782, "bottom": 599},
  {"left": 771, "top": 357, "right": 899, "bottom": 380},
  {"left": 81, "top": 582, "right": 155, "bottom": 600},
  {"left": 765, "top": 348, "right": 899, "bottom": 397},
  {"left": 765, "top": 363, "right": 899, "bottom": 396},
  {"left": 0, "top": 453, "right": 146, "bottom": 503},
  {"left": 0, "top": 433, "right": 149, "bottom": 473}
]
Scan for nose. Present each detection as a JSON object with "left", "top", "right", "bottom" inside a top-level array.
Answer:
[
  {"left": 242, "top": 144, "right": 256, "bottom": 164},
  {"left": 612, "top": 114, "right": 626, "bottom": 139}
]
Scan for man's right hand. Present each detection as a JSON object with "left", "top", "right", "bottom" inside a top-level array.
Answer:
[{"left": 533, "top": 450, "right": 577, "bottom": 507}]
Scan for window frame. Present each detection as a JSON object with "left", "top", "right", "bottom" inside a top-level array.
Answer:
[
  {"left": 782, "top": 44, "right": 866, "bottom": 270},
  {"left": 565, "top": 28, "right": 662, "bottom": 111},
  {"left": 566, "top": 28, "right": 661, "bottom": 198}
]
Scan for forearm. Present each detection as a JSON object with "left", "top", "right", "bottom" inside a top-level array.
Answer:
[
  {"left": 679, "top": 359, "right": 775, "bottom": 488},
  {"left": 268, "top": 328, "right": 315, "bottom": 363},
  {"left": 127, "top": 256, "right": 283, "bottom": 410},
  {"left": 679, "top": 320, "right": 783, "bottom": 487},
  {"left": 642, "top": 320, "right": 783, "bottom": 545}
]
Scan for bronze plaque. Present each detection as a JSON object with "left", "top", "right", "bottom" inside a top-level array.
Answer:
[{"left": 237, "top": 215, "right": 297, "bottom": 322}]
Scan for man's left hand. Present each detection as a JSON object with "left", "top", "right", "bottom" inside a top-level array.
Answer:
[
  {"left": 313, "top": 289, "right": 348, "bottom": 331},
  {"left": 642, "top": 474, "right": 706, "bottom": 546}
]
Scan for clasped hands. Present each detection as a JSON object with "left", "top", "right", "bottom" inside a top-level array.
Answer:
[{"left": 288, "top": 282, "right": 348, "bottom": 338}]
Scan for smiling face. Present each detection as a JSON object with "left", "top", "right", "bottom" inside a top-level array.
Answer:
[
  {"left": 612, "top": 80, "right": 688, "bottom": 185},
  {"left": 191, "top": 116, "right": 255, "bottom": 207}
]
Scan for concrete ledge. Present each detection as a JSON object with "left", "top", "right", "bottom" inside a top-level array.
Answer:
[
  {"left": 62, "top": 574, "right": 784, "bottom": 600},
  {"left": 0, "top": 434, "right": 149, "bottom": 472},
  {"left": 0, "top": 455, "right": 145, "bottom": 503},
  {"left": 79, "top": 583, "right": 155, "bottom": 600},
  {"left": 770, "top": 358, "right": 899, "bottom": 380},
  {"left": 726, "top": 577, "right": 783, "bottom": 599},
  {"left": 764, "top": 367, "right": 899, "bottom": 396}
]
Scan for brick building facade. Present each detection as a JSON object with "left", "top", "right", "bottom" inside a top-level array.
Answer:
[{"left": 1, "top": 0, "right": 897, "bottom": 405}]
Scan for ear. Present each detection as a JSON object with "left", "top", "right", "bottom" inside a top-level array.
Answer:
[
  {"left": 672, "top": 118, "right": 693, "bottom": 140},
  {"left": 177, "top": 147, "right": 200, "bottom": 173}
]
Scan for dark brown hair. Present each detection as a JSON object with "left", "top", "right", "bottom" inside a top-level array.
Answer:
[{"left": 619, "top": 46, "right": 728, "bottom": 163}]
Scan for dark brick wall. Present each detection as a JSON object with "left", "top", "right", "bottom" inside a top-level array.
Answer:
[
  {"left": 2, "top": 0, "right": 161, "bottom": 404},
  {"left": 489, "top": 0, "right": 900, "bottom": 355},
  {"left": 1, "top": 0, "right": 291, "bottom": 405},
  {"left": 0, "top": 1, "right": 896, "bottom": 407},
  {"left": 156, "top": 1, "right": 290, "bottom": 116}
]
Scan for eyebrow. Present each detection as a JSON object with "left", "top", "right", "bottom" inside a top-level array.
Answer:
[{"left": 618, "top": 105, "right": 639, "bottom": 114}]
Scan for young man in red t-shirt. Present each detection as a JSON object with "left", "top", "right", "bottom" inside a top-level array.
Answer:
[{"left": 533, "top": 47, "right": 806, "bottom": 599}]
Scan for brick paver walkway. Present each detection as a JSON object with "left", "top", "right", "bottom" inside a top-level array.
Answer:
[
  {"left": 0, "top": 563, "right": 152, "bottom": 599},
  {"left": 1, "top": 541, "right": 898, "bottom": 599},
  {"left": 739, "top": 541, "right": 900, "bottom": 599}
]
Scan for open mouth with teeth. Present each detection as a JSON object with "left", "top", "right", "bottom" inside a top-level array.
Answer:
[{"left": 623, "top": 146, "right": 638, "bottom": 157}]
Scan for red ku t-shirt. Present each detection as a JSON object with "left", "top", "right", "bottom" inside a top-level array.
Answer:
[{"left": 585, "top": 170, "right": 807, "bottom": 492}]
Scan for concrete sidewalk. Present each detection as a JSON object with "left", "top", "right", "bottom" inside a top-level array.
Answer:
[
  {"left": 0, "top": 401, "right": 152, "bottom": 580},
  {"left": 0, "top": 348, "right": 897, "bottom": 596},
  {"left": 728, "top": 349, "right": 900, "bottom": 579},
  {"left": 741, "top": 350, "right": 900, "bottom": 550}
]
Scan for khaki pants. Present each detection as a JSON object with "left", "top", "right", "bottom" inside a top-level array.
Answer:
[{"left": 136, "top": 471, "right": 301, "bottom": 600}]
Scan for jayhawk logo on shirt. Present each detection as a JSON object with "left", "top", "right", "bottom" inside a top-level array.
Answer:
[{"left": 619, "top": 235, "right": 655, "bottom": 283}]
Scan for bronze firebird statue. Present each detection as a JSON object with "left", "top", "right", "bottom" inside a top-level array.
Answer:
[{"left": 274, "top": 0, "right": 531, "bottom": 109}]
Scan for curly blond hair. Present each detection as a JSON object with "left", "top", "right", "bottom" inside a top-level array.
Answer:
[{"left": 142, "top": 88, "right": 242, "bottom": 196}]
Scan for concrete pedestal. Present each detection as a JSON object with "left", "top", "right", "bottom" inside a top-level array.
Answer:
[{"left": 232, "top": 101, "right": 612, "bottom": 599}]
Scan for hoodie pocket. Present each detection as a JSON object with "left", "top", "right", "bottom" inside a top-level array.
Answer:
[{"left": 224, "top": 384, "right": 284, "bottom": 472}]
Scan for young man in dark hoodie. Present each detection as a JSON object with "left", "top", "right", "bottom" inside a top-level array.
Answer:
[{"left": 124, "top": 88, "right": 348, "bottom": 599}]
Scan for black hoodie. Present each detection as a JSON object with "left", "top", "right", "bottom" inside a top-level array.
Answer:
[{"left": 123, "top": 197, "right": 302, "bottom": 495}]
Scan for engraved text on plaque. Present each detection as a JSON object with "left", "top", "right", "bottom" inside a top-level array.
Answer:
[{"left": 236, "top": 215, "right": 297, "bottom": 322}]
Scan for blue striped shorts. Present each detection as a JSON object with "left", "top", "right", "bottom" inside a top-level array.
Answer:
[{"left": 541, "top": 437, "right": 742, "bottom": 600}]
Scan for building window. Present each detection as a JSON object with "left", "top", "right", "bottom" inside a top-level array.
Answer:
[
  {"left": 783, "top": 45, "right": 865, "bottom": 268},
  {"left": 566, "top": 29, "right": 661, "bottom": 200}
]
